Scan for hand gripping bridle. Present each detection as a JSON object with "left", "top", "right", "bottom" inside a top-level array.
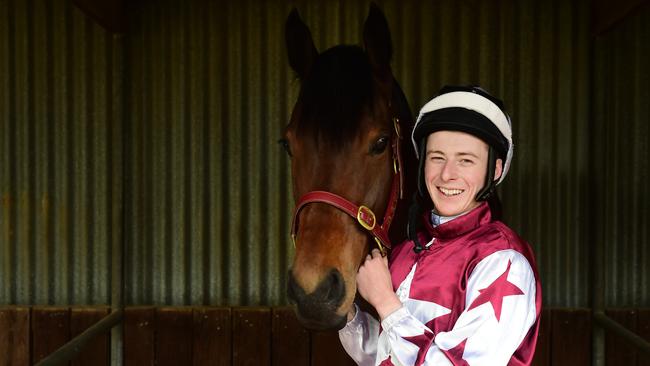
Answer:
[{"left": 290, "top": 113, "right": 405, "bottom": 256}]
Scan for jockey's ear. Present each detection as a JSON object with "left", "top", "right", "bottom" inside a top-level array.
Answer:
[
  {"left": 285, "top": 8, "right": 318, "bottom": 80},
  {"left": 494, "top": 158, "right": 503, "bottom": 182},
  {"left": 363, "top": 3, "right": 392, "bottom": 83}
]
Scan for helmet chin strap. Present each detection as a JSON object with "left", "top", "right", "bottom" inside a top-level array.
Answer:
[
  {"left": 416, "top": 139, "right": 428, "bottom": 197},
  {"left": 408, "top": 192, "right": 425, "bottom": 253},
  {"left": 409, "top": 140, "right": 427, "bottom": 253},
  {"left": 476, "top": 147, "right": 498, "bottom": 202}
]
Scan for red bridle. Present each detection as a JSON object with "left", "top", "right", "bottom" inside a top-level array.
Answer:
[{"left": 290, "top": 116, "right": 404, "bottom": 256}]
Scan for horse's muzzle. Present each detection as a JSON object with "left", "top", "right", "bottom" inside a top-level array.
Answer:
[{"left": 287, "top": 269, "right": 348, "bottom": 330}]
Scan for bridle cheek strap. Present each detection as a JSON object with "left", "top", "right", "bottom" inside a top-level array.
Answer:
[{"left": 290, "top": 118, "right": 404, "bottom": 256}]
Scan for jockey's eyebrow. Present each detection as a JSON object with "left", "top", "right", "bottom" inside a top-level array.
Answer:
[
  {"left": 456, "top": 152, "right": 480, "bottom": 159},
  {"left": 425, "top": 150, "right": 481, "bottom": 159}
]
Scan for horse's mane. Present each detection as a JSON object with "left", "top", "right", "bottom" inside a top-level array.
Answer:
[{"left": 297, "top": 45, "right": 374, "bottom": 149}]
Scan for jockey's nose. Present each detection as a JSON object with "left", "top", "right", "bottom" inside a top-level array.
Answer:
[{"left": 441, "top": 160, "right": 458, "bottom": 182}]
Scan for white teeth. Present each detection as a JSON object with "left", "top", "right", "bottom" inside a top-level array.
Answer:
[{"left": 439, "top": 187, "right": 463, "bottom": 196}]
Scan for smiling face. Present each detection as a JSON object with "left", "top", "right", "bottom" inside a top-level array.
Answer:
[{"left": 424, "top": 131, "right": 502, "bottom": 217}]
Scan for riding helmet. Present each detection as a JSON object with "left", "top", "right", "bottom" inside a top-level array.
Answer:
[{"left": 411, "top": 85, "right": 513, "bottom": 202}]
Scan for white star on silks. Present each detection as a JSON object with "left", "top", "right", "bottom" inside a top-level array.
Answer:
[
  {"left": 403, "top": 298, "right": 452, "bottom": 326},
  {"left": 399, "top": 298, "right": 451, "bottom": 366},
  {"left": 466, "top": 260, "right": 524, "bottom": 321}
]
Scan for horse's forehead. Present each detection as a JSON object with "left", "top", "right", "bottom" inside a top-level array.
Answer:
[
  {"left": 289, "top": 45, "right": 391, "bottom": 143},
  {"left": 292, "top": 107, "right": 384, "bottom": 150}
]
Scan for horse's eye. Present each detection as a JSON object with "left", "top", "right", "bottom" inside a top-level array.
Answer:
[
  {"left": 370, "top": 136, "right": 389, "bottom": 155},
  {"left": 278, "top": 138, "right": 292, "bottom": 157}
]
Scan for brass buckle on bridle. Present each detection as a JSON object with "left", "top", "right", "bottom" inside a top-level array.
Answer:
[
  {"left": 357, "top": 206, "right": 386, "bottom": 256},
  {"left": 356, "top": 205, "right": 376, "bottom": 231}
]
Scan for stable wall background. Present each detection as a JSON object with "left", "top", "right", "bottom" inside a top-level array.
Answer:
[{"left": 1, "top": 0, "right": 648, "bottom": 308}]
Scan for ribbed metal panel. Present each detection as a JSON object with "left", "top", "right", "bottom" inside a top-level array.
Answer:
[
  {"left": 123, "top": 0, "right": 592, "bottom": 306},
  {"left": 593, "top": 3, "right": 650, "bottom": 307},
  {"left": 0, "top": 0, "right": 123, "bottom": 305},
  {"left": 7, "top": 0, "right": 647, "bottom": 308},
  {"left": 495, "top": 0, "right": 592, "bottom": 308},
  {"left": 124, "top": 0, "right": 295, "bottom": 305}
]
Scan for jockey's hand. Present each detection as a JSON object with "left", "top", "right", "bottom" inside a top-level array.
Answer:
[{"left": 356, "top": 249, "right": 402, "bottom": 320}]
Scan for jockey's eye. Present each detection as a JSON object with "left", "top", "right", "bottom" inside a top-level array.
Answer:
[
  {"left": 278, "top": 138, "right": 292, "bottom": 157},
  {"left": 370, "top": 136, "right": 389, "bottom": 155}
]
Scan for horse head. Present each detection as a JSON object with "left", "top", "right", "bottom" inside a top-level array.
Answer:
[{"left": 283, "top": 4, "right": 415, "bottom": 330}]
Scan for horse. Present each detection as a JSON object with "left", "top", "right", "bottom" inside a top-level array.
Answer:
[{"left": 282, "top": 4, "right": 417, "bottom": 330}]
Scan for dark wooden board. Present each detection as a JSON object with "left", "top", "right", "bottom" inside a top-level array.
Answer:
[
  {"left": 193, "top": 307, "right": 232, "bottom": 366},
  {"left": 70, "top": 307, "right": 110, "bottom": 366},
  {"left": 123, "top": 307, "right": 155, "bottom": 366},
  {"left": 605, "top": 309, "right": 638, "bottom": 366},
  {"left": 0, "top": 307, "right": 31, "bottom": 366},
  {"left": 638, "top": 308, "right": 650, "bottom": 366},
  {"left": 531, "top": 307, "right": 551, "bottom": 366},
  {"left": 310, "top": 329, "right": 355, "bottom": 366},
  {"left": 31, "top": 307, "right": 70, "bottom": 363},
  {"left": 551, "top": 308, "right": 591, "bottom": 366},
  {"left": 271, "top": 307, "right": 309, "bottom": 366},
  {"left": 156, "top": 307, "right": 194, "bottom": 366},
  {"left": 232, "top": 307, "right": 271, "bottom": 366}
]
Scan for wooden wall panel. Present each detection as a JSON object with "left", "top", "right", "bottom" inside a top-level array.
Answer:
[
  {"left": 605, "top": 309, "right": 638, "bottom": 365},
  {"left": 31, "top": 307, "right": 70, "bottom": 363},
  {"left": 0, "top": 307, "right": 30, "bottom": 366},
  {"left": 551, "top": 309, "right": 591, "bottom": 366},
  {"left": 123, "top": 307, "right": 155, "bottom": 366},
  {"left": 192, "top": 307, "right": 232, "bottom": 366},
  {"left": 311, "top": 330, "right": 355, "bottom": 366},
  {"left": 1, "top": 306, "right": 648, "bottom": 364},
  {"left": 70, "top": 307, "right": 110, "bottom": 366},
  {"left": 531, "top": 308, "right": 551, "bottom": 366},
  {"left": 232, "top": 308, "right": 271, "bottom": 366},
  {"left": 638, "top": 309, "right": 650, "bottom": 366},
  {"left": 271, "top": 307, "right": 309, "bottom": 366},
  {"left": 156, "top": 308, "right": 194, "bottom": 366}
]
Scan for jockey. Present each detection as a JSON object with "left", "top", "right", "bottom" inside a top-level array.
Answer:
[{"left": 339, "top": 86, "right": 542, "bottom": 366}]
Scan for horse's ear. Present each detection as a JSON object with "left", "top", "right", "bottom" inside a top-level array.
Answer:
[
  {"left": 285, "top": 8, "right": 318, "bottom": 80},
  {"left": 363, "top": 3, "right": 393, "bottom": 81}
]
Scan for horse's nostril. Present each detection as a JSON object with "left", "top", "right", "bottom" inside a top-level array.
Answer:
[
  {"left": 324, "top": 270, "right": 345, "bottom": 306},
  {"left": 286, "top": 270, "right": 303, "bottom": 304},
  {"left": 287, "top": 269, "right": 345, "bottom": 307}
]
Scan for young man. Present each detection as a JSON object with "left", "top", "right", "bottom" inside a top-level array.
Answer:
[{"left": 339, "top": 86, "right": 542, "bottom": 366}]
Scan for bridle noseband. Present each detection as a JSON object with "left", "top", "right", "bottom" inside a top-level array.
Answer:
[{"left": 290, "top": 114, "right": 405, "bottom": 256}]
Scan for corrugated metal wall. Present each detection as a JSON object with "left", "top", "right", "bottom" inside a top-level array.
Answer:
[
  {"left": 122, "top": 0, "right": 592, "bottom": 307},
  {"left": 123, "top": 0, "right": 295, "bottom": 306},
  {"left": 0, "top": 0, "right": 123, "bottom": 305},
  {"left": 593, "top": 3, "right": 650, "bottom": 307},
  {"left": 2, "top": 0, "right": 647, "bottom": 308}
]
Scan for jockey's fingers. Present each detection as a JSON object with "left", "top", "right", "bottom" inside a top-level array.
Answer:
[{"left": 371, "top": 248, "right": 382, "bottom": 259}]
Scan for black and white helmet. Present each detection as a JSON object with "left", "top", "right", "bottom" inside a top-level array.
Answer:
[{"left": 411, "top": 85, "right": 513, "bottom": 201}]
